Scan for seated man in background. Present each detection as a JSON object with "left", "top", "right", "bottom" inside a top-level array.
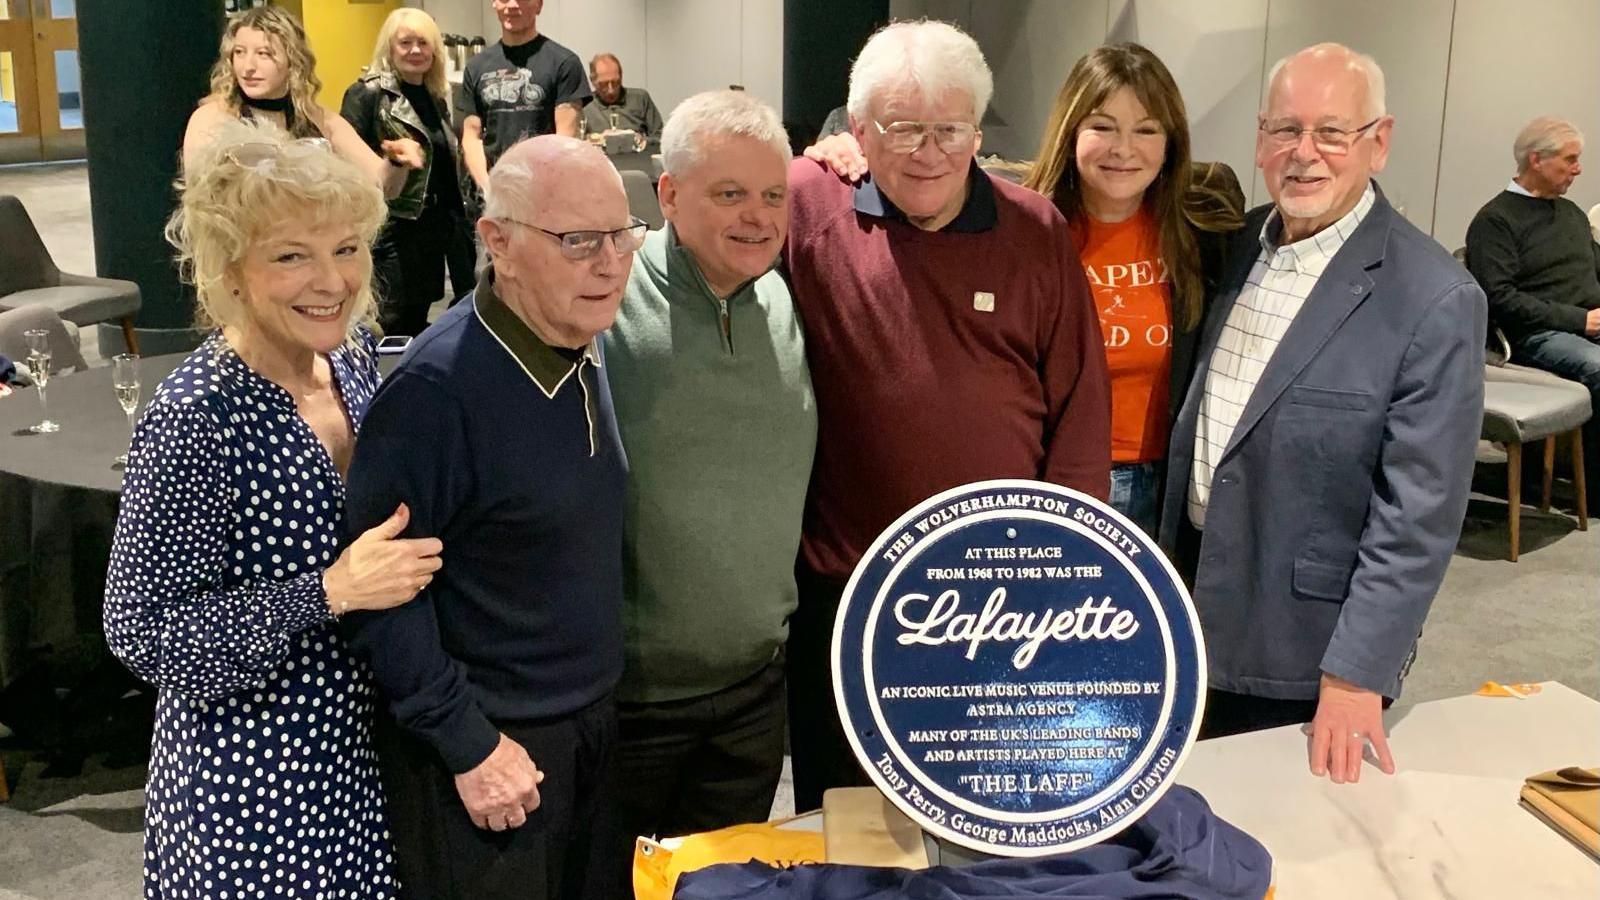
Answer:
[
  {"left": 583, "top": 52, "right": 664, "bottom": 146},
  {"left": 602, "top": 89, "right": 815, "bottom": 845},
  {"left": 1465, "top": 115, "right": 1599, "bottom": 507},
  {"left": 782, "top": 20, "right": 1111, "bottom": 811},
  {"left": 344, "top": 135, "right": 642, "bottom": 898}
]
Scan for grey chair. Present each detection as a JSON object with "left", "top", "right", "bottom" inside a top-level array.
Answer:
[
  {"left": 0, "top": 194, "right": 141, "bottom": 355},
  {"left": 1481, "top": 365, "right": 1590, "bottom": 560},
  {"left": 620, "top": 169, "right": 664, "bottom": 231},
  {"left": 1458, "top": 242, "right": 1591, "bottom": 558},
  {"left": 0, "top": 304, "right": 89, "bottom": 378}
]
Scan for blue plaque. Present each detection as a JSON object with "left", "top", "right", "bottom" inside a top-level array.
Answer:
[{"left": 831, "top": 480, "right": 1205, "bottom": 857}]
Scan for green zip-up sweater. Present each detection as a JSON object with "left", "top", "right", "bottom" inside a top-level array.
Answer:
[{"left": 602, "top": 226, "right": 817, "bottom": 703}]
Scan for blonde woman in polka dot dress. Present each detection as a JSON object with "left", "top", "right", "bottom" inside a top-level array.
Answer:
[{"left": 104, "top": 119, "right": 444, "bottom": 899}]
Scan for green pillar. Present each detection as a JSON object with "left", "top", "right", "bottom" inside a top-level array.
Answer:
[
  {"left": 782, "top": 0, "right": 889, "bottom": 150},
  {"left": 77, "top": 0, "right": 223, "bottom": 355}
]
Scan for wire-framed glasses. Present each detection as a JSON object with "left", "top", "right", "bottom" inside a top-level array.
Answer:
[
  {"left": 873, "top": 120, "right": 979, "bottom": 155},
  {"left": 500, "top": 216, "right": 649, "bottom": 260},
  {"left": 1258, "top": 118, "right": 1381, "bottom": 156}
]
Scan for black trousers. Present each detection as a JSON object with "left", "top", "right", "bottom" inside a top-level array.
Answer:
[
  {"left": 372, "top": 696, "right": 626, "bottom": 900},
  {"left": 616, "top": 659, "right": 787, "bottom": 846},
  {"left": 785, "top": 564, "right": 871, "bottom": 812},
  {"left": 372, "top": 198, "right": 476, "bottom": 337}
]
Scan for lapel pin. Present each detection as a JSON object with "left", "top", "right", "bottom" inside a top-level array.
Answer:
[{"left": 973, "top": 291, "right": 995, "bottom": 313}]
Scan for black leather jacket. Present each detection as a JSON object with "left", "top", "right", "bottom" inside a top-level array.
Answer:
[{"left": 340, "top": 71, "right": 457, "bottom": 220}]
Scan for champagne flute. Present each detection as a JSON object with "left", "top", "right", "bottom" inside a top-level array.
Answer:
[
  {"left": 22, "top": 329, "right": 59, "bottom": 434},
  {"left": 112, "top": 353, "right": 141, "bottom": 465}
]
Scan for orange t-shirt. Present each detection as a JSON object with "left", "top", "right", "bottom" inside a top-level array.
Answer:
[{"left": 1071, "top": 210, "right": 1172, "bottom": 464}]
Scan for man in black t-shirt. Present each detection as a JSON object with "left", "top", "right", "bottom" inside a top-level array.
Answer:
[{"left": 459, "top": 0, "right": 591, "bottom": 212}]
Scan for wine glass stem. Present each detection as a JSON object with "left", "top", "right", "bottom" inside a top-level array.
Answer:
[{"left": 37, "top": 384, "right": 48, "bottom": 421}]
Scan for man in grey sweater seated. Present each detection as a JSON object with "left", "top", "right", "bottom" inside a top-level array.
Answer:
[
  {"left": 1465, "top": 115, "right": 1600, "bottom": 506},
  {"left": 601, "top": 90, "right": 816, "bottom": 845}
]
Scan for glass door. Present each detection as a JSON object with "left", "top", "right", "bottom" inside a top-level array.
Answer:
[{"left": 0, "top": 0, "right": 83, "bottom": 164}]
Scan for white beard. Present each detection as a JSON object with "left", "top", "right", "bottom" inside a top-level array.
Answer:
[{"left": 1276, "top": 189, "right": 1335, "bottom": 223}]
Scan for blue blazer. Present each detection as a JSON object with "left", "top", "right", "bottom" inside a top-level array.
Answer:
[{"left": 1158, "top": 185, "right": 1485, "bottom": 701}]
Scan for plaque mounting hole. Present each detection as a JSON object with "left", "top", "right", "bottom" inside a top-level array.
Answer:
[{"left": 1005, "top": 527, "right": 1017, "bottom": 539}]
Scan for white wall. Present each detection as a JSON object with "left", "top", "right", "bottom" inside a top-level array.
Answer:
[
  {"left": 1433, "top": 0, "right": 1600, "bottom": 252},
  {"left": 892, "top": 0, "right": 1600, "bottom": 244},
  {"left": 415, "top": 0, "right": 784, "bottom": 116}
]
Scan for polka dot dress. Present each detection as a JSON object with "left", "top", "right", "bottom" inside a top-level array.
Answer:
[{"left": 104, "top": 331, "right": 398, "bottom": 899}]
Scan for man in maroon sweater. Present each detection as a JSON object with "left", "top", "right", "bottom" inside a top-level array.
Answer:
[{"left": 782, "top": 20, "right": 1111, "bottom": 810}]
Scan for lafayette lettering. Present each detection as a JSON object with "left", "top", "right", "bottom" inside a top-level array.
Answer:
[{"left": 894, "top": 589, "right": 1140, "bottom": 669}]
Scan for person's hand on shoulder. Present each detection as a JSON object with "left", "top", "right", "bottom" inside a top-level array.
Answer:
[
  {"left": 1308, "top": 673, "right": 1395, "bottom": 784},
  {"left": 804, "top": 132, "right": 867, "bottom": 182}
]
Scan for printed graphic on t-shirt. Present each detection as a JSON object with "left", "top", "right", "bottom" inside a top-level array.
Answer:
[
  {"left": 1084, "top": 257, "right": 1172, "bottom": 351},
  {"left": 479, "top": 69, "right": 549, "bottom": 109},
  {"left": 1073, "top": 212, "right": 1174, "bottom": 464}
]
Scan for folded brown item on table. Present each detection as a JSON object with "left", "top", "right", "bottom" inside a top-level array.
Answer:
[{"left": 1520, "top": 766, "right": 1599, "bottom": 861}]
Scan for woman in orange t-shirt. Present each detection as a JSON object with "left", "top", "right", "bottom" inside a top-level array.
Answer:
[{"left": 1024, "top": 43, "right": 1244, "bottom": 537}]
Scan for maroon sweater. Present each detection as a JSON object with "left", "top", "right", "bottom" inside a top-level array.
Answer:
[{"left": 784, "top": 158, "right": 1111, "bottom": 584}]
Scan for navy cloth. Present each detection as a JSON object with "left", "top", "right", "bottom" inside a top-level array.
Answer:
[
  {"left": 673, "top": 787, "right": 1270, "bottom": 900},
  {"left": 0, "top": 353, "right": 14, "bottom": 384},
  {"left": 103, "top": 330, "right": 397, "bottom": 897},
  {"left": 342, "top": 295, "right": 627, "bottom": 774}
]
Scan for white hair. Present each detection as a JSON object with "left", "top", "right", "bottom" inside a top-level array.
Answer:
[
  {"left": 1514, "top": 116, "right": 1584, "bottom": 173},
  {"left": 484, "top": 152, "right": 537, "bottom": 223},
  {"left": 846, "top": 20, "right": 993, "bottom": 125},
  {"left": 1263, "top": 43, "right": 1387, "bottom": 121},
  {"left": 661, "top": 90, "right": 791, "bottom": 176}
]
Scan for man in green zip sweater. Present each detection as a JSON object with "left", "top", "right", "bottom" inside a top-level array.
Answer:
[{"left": 601, "top": 90, "right": 817, "bottom": 846}]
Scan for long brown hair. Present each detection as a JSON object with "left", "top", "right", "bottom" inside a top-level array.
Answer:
[
  {"left": 1024, "top": 43, "right": 1241, "bottom": 330},
  {"left": 204, "top": 6, "right": 325, "bottom": 140}
]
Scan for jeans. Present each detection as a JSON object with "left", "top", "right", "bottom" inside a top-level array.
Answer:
[
  {"left": 1516, "top": 329, "right": 1600, "bottom": 501},
  {"left": 1109, "top": 460, "right": 1164, "bottom": 538}
]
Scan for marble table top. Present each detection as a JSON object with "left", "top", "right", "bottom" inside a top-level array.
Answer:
[{"left": 1178, "top": 681, "right": 1599, "bottom": 898}]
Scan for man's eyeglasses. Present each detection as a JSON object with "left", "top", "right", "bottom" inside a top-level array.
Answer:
[
  {"left": 500, "top": 216, "right": 649, "bottom": 260},
  {"left": 873, "top": 120, "right": 979, "bottom": 155},
  {"left": 1258, "top": 118, "right": 1381, "bottom": 156}
]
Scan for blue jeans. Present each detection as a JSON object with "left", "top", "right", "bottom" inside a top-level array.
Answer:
[
  {"left": 1516, "top": 329, "right": 1600, "bottom": 500},
  {"left": 1110, "top": 461, "right": 1164, "bottom": 538},
  {"left": 1518, "top": 330, "right": 1600, "bottom": 392}
]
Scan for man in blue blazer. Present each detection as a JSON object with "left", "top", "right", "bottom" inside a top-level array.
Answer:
[{"left": 1159, "top": 43, "right": 1485, "bottom": 784}]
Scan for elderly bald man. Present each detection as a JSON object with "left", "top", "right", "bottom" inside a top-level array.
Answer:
[
  {"left": 1159, "top": 43, "right": 1485, "bottom": 783},
  {"left": 345, "top": 135, "right": 644, "bottom": 898}
]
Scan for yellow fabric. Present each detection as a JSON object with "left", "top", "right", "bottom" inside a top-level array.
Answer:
[{"left": 632, "top": 818, "right": 826, "bottom": 900}]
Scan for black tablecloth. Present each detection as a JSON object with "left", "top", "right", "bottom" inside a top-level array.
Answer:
[
  {"left": 0, "top": 353, "right": 187, "bottom": 495},
  {"left": 0, "top": 352, "right": 397, "bottom": 689},
  {"left": 0, "top": 354, "right": 186, "bottom": 688}
]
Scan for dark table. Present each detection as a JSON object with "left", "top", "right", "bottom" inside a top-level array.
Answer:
[
  {"left": 0, "top": 351, "right": 397, "bottom": 689},
  {"left": 0, "top": 353, "right": 187, "bottom": 496},
  {"left": 0, "top": 354, "right": 189, "bottom": 692}
]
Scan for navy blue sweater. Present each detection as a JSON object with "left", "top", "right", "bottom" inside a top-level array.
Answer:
[{"left": 344, "top": 292, "right": 626, "bottom": 773}]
